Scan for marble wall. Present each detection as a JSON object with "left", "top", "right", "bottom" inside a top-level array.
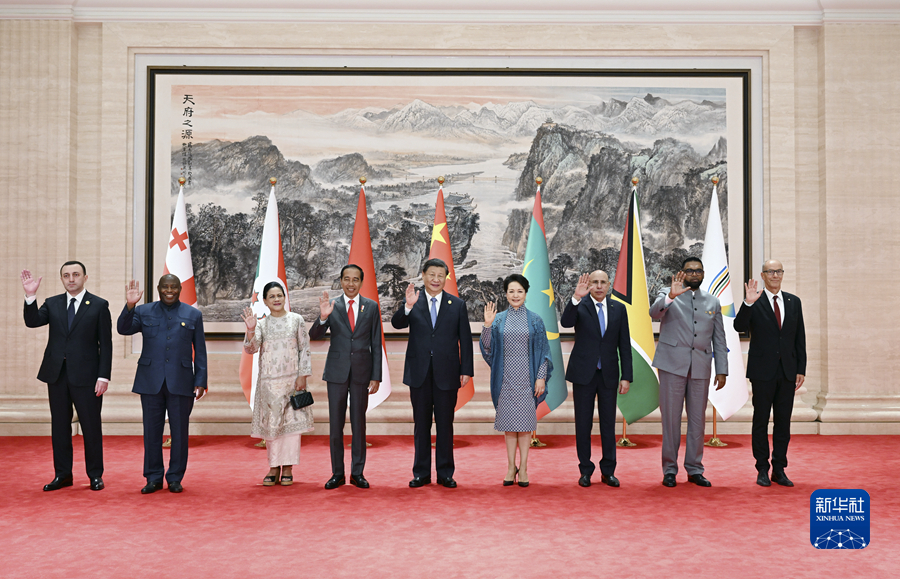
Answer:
[{"left": 1, "top": 19, "right": 897, "bottom": 435}]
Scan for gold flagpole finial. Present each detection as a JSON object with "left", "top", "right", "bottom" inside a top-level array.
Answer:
[
  {"left": 711, "top": 176, "right": 719, "bottom": 185},
  {"left": 631, "top": 177, "right": 639, "bottom": 186},
  {"left": 269, "top": 177, "right": 277, "bottom": 186},
  {"left": 536, "top": 177, "right": 542, "bottom": 185},
  {"left": 178, "top": 177, "right": 186, "bottom": 186},
  {"left": 437, "top": 176, "right": 445, "bottom": 185},
  {"left": 359, "top": 176, "right": 367, "bottom": 185}
]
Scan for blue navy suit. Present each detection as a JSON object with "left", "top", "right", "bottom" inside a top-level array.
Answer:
[{"left": 118, "top": 301, "right": 207, "bottom": 485}]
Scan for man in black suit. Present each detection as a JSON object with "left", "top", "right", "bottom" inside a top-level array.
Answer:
[
  {"left": 560, "top": 270, "right": 632, "bottom": 488},
  {"left": 733, "top": 259, "right": 806, "bottom": 487},
  {"left": 22, "top": 262, "right": 112, "bottom": 492},
  {"left": 391, "top": 258, "right": 473, "bottom": 488},
  {"left": 309, "top": 264, "right": 382, "bottom": 490},
  {"left": 117, "top": 275, "right": 207, "bottom": 494}
]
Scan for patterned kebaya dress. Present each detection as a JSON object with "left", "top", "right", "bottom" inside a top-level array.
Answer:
[
  {"left": 480, "top": 306, "right": 548, "bottom": 432},
  {"left": 244, "top": 312, "right": 314, "bottom": 466}
]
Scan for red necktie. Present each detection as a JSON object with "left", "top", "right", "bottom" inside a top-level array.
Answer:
[
  {"left": 347, "top": 299, "right": 356, "bottom": 332},
  {"left": 773, "top": 295, "right": 782, "bottom": 330}
]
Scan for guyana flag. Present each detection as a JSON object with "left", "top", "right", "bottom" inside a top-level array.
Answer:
[
  {"left": 522, "top": 181, "right": 567, "bottom": 419},
  {"left": 610, "top": 186, "right": 660, "bottom": 424}
]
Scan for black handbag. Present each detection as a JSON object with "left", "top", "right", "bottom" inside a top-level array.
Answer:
[{"left": 289, "top": 390, "right": 314, "bottom": 410}]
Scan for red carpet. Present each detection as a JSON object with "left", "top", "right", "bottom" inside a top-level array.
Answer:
[{"left": 1, "top": 434, "right": 897, "bottom": 578}]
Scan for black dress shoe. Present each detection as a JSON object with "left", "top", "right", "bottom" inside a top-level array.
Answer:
[
  {"left": 601, "top": 474, "right": 620, "bottom": 487},
  {"left": 687, "top": 473, "right": 712, "bottom": 487},
  {"left": 436, "top": 477, "right": 457, "bottom": 488},
  {"left": 349, "top": 474, "right": 370, "bottom": 489},
  {"left": 168, "top": 482, "right": 184, "bottom": 493},
  {"left": 409, "top": 477, "right": 431, "bottom": 488},
  {"left": 43, "top": 475, "right": 73, "bottom": 491},
  {"left": 324, "top": 475, "right": 346, "bottom": 490},
  {"left": 141, "top": 481, "right": 163, "bottom": 494},
  {"left": 756, "top": 472, "right": 771, "bottom": 487},
  {"left": 662, "top": 473, "right": 677, "bottom": 487},
  {"left": 578, "top": 475, "right": 591, "bottom": 487},
  {"left": 90, "top": 477, "right": 104, "bottom": 491},
  {"left": 772, "top": 471, "right": 794, "bottom": 487}
]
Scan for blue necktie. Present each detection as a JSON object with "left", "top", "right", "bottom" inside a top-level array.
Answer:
[
  {"left": 67, "top": 297, "right": 76, "bottom": 330},
  {"left": 596, "top": 302, "right": 606, "bottom": 369},
  {"left": 430, "top": 297, "right": 438, "bottom": 328}
]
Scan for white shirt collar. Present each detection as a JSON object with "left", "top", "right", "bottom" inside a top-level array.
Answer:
[
  {"left": 589, "top": 294, "right": 606, "bottom": 309},
  {"left": 764, "top": 288, "right": 784, "bottom": 302},
  {"left": 67, "top": 288, "right": 87, "bottom": 305}
]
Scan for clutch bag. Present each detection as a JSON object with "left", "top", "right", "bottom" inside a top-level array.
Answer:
[{"left": 289, "top": 390, "right": 314, "bottom": 410}]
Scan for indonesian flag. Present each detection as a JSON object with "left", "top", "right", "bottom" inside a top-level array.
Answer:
[
  {"left": 521, "top": 180, "right": 566, "bottom": 419},
  {"left": 164, "top": 181, "right": 197, "bottom": 307},
  {"left": 701, "top": 179, "right": 749, "bottom": 420},
  {"left": 348, "top": 181, "right": 392, "bottom": 412},
  {"left": 428, "top": 181, "right": 472, "bottom": 410},
  {"left": 239, "top": 180, "right": 290, "bottom": 410}
]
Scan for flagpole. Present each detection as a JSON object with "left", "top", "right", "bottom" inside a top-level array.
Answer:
[
  {"left": 616, "top": 416, "right": 637, "bottom": 447},
  {"left": 705, "top": 404, "right": 728, "bottom": 447}
]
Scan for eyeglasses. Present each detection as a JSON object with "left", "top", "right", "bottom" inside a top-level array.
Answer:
[
  {"left": 763, "top": 269, "right": 785, "bottom": 276},
  {"left": 682, "top": 269, "right": 704, "bottom": 275}
]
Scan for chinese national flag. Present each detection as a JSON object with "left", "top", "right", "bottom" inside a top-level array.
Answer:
[{"left": 428, "top": 184, "right": 471, "bottom": 410}]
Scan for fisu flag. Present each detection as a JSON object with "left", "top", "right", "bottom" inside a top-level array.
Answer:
[
  {"left": 239, "top": 180, "right": 291, "bottom": 411},
  {"left": 700, "top": 179, "right": 748, "bottom": 420}
]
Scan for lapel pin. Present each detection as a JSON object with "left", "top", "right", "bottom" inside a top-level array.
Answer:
[
  {"left": 448, "top": 300, "right": 452, "bottom": 305},
  {"left": 85, "top": 300, "right": 90, "bottom": 305},
  {"left": 181, "top": 322, "right": 186, "bottom": 326},
  {"left": 361, "top": 305, "right": 365, "bottom": 312}
]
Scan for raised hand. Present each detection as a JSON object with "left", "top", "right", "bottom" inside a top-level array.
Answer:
[
  {"left": 125, "top": 279, "right": 143, "bottom": 308},
  {"left": 318, "top": 290, "right": 334, "bottom": 319},
  {"left": 744, "top": 278, "right": 762, "bottom": 304},
  {"left": 668, "top": 271, "right": 688, "bottom": 299},
  {"left": 483, "top": 301, "right": 497, "bottom": 326},
  {"left": 573, "top": 273, "right": 590, "bottom": 300},
  {"left": 404, "top": 282, "right": 419, "bottom": 310},
  {"left": 241, "top": 306, "right": 257, "bottom": 332},
  {"left": 20, "top": 269, "right": 42, "bottom": 297}
]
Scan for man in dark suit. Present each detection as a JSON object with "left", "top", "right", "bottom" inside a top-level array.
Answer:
[
  {"left": 391, "top": 258, "right": 473, "bottom": 488},
  {"left": 21, "top": 262, "right": 112, "bottom": 491},
  {"left": 733, "top": 259, "right": 806, "bottom": 487},
  {"left": 309, "top": 264, "right": 382, "bottom": 490},
  {"left": 560, "top": 270, "right": 633, "bottom": 488},
  {"left": 117, "top": 275, "right": 207, "bottom": 494},
  {"left": 650, "top": 257, "right": 727, "bottom": 488}
]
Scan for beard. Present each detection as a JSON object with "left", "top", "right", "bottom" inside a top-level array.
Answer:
[{"left": 685, "top": 279, "right": 702, "bottom": 290}]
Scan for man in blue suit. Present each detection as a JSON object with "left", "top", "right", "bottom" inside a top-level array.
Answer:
[
  {"left": 392, "top": 258, "right": 473, "bottom": 488},
  {"left": 560, "top": 270, "right": 632, "bottom": 488},
  {"left": 117, "top": 275, "right": 207, "bottom": 494}
]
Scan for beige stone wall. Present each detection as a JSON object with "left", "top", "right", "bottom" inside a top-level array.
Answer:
[{"left": 1, "top": 18, "right": 897, "bottom": 435}]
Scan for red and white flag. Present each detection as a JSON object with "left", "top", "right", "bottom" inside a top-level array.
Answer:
[
  {"left": 239, "top": 180, "right": 290, "bottom": 410},
  {"left": 348, "top": 181, "right": 391, "bottom": 412},
  {"left": 164, "top": 181, "right": 197, "bottom": 307}
]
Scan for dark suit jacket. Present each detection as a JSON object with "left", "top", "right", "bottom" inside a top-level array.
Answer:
[
  {"left": 24, "top": 292, "right": 112, "bottom": 387},
  {"left": 309, "top": 294, "right": 382, "bottom": 385},
  {"left": 391, "top": 290, "right": 474, "bottom": 391},
  {"left": 560, "top": 296, "right": 633, "bottom": 387},
  {"left": 733, "top": 291, "right": 806, "bottom": 381},
  {"left": 117, "top": 301, "right": 207, "bottom": 397}
]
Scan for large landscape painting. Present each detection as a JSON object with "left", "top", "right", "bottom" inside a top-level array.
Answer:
[{"left": 149, "top": 70, "right": 747, "bottom": 329}]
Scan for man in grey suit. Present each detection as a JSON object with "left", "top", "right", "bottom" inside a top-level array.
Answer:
[
  {"left": 650, "top": 257, "right": 727, "bottom": 487},
  {"left": 309, "top": 264, "right": 382, "bottom": 490}
]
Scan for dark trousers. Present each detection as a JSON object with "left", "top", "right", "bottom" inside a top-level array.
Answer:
[
  {"left": 751, "top": 362, "right": 795, "bottom": 473},
  {"left": 409, "top": 362, "right": 458, "bottom": 480},
  {"left": 327, "top": 377, "right": 369, "bottom": 477},
  {"left": 573, "top": 369, "right": 617, "bottom": 477},
  {"left": 47, "top": 362, "right": 104, "bottom": 478},
  {"left": 140, "top": 381, "right": 194, "bottom": 484}
]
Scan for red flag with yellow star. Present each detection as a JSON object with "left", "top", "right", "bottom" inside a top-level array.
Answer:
[{"left": 428, "top": 183, "right": 471, "bottom": 409}]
